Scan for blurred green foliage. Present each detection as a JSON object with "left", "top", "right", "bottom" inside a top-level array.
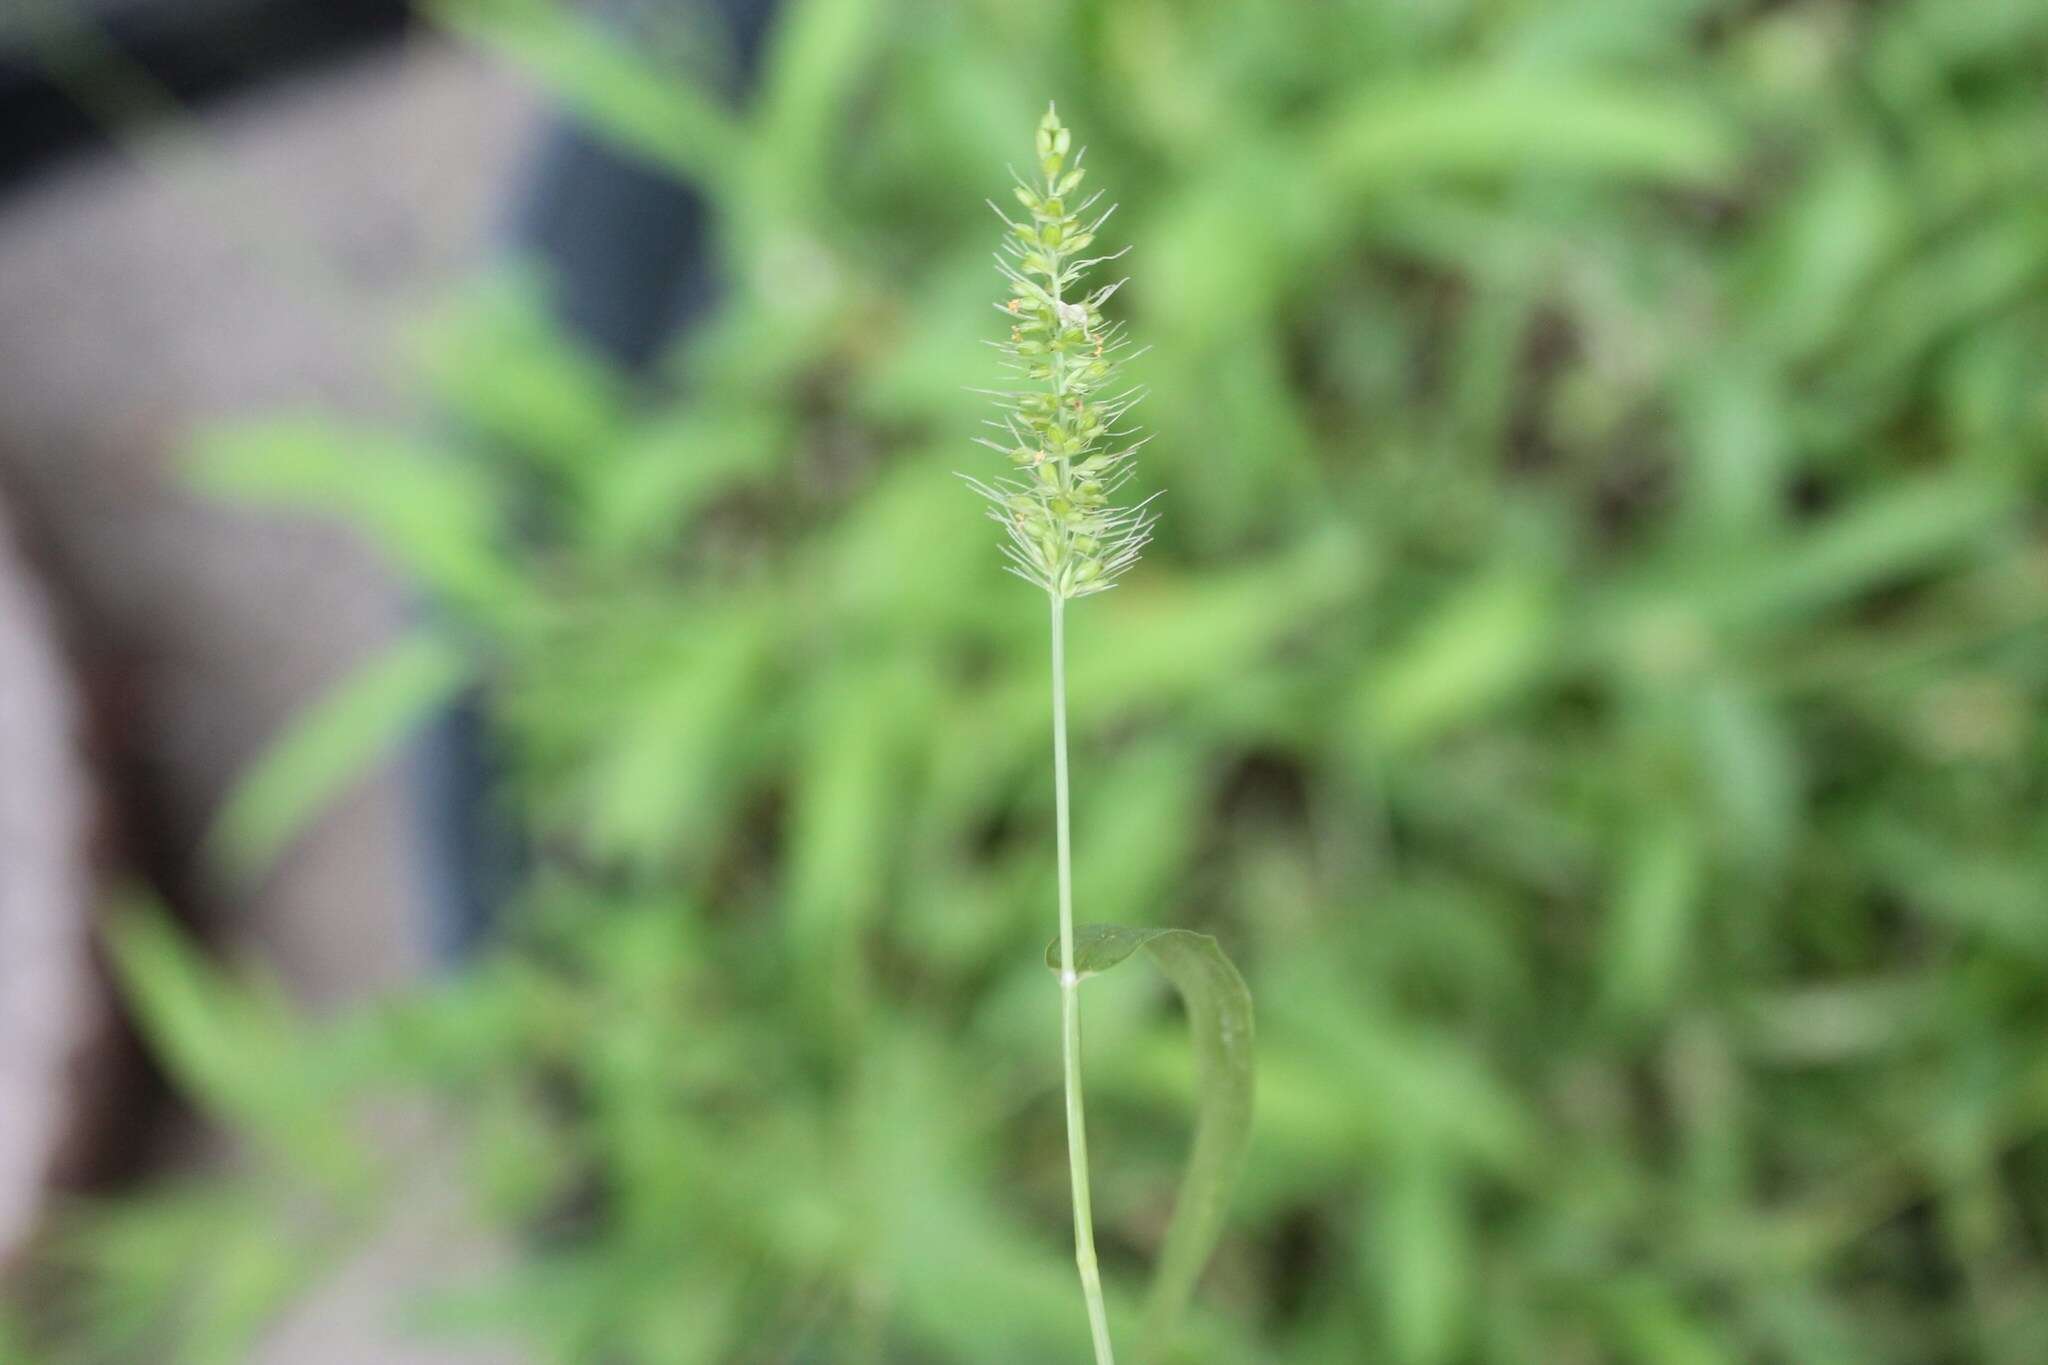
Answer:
[{"left": 21, "top": 0, "right": 2048, "bottom": 1361}]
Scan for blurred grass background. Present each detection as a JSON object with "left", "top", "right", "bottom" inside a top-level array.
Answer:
[{"left": 16, "top": 0, "right": 2048, "bottom": 1361}]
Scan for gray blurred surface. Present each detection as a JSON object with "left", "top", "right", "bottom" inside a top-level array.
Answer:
[
  {"left": 0, "top": 32, "right": 535, "bottom": 1362},
  {"left": 0, "top": 488, "right": 108, "bottom": 1267},
  {"left": 0, "top": 32, "right": 529, "bottom": 1001}
]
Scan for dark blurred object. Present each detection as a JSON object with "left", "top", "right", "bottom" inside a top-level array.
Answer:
[
  {"left": 424, "top": 0, "right": 780, "bottom": 962},
  {"left": 0, "top": 0, "right": 409, "bottom": 193},
  {"left": 508, "top": 0, "right": 776, "bottom": 367}
]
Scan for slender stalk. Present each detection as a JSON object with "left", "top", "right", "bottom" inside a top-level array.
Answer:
[
  {"left": 972, "top": 106, "right": 1148, "bottom": 1358},
  {"left": 1052, "top": 593, "right": 1117, "bottom": 1364}
]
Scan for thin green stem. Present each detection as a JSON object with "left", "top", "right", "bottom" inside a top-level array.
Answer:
[{"left": 1052, "top": 593, "right": 1117, "bottom": 1364}]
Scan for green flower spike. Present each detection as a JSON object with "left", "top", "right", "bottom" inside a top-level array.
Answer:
[
  {"left": 961, "top": 108, "right": 1256, "bottom": 1365},
  {"left": 964, "top": 103, "right": 1158, "bottom": 599}
]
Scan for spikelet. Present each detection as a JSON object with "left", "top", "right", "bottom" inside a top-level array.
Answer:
[{"left": 963, "top": 104, "right": 1157, "bottom": 599}]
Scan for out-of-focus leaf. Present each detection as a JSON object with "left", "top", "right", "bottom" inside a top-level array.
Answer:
[
  {"left": 189, "top": 418, "right": 520, "bottom": 616},
  {"left": 50, "top": 1184, "right": 330, "bottom": 1365},
  {"left": 1677, "top": 360, "right": 1789, "bottom": 533},
  {"left": 1374, "top": 1143, "right": 1471, "bottom": 1365},
  {"left": 1603, "top": 1275, "right": 1732, "bottom": 1365},
  {"left": 204, "top": 632, "right": 469, "bottom": 882},
  {"left": 573, "top": 612, "right": 770, "bottom": 866},
  {"left": 1755, "top": 474, "right": 2013, "bottom": 623},
  {"left": 754, "top": 0, "right": 892, "bottom": 201},
  {"left": 1740, "top": 145, "right": 1899, "bottom": 361},
  {"left": 1072, "top": 744, "right": 1206, "bottom": 937},
  {"left": 581, "top": 406, "right": 787, "bottom": 558},
  {"left": 854, "top": 1039, "right": 1106, "bottom": 1360},
  {"left": 1069, "top": 529, "right": 1374, "bottom": 716},
  {"left": 785, "top": 657, "right": 926, "bottom": 1034},
  {"left": 1858, "top": 819, "right": 2048, "bottom": 963},
  {"left": 1321, "top": 72, "right": 1739, "bottom": 190},
  {"left": 425, "top": 0, "right": 745, "bottom": 190},
  {"left": 411, "top": 277, "right": 628, "bottom": 471},
  {"left": 1688, "top": 676, "right": 1802, "bottom": 866},
  {"left": 104, "top": 903, "right": 371, "bottom": 1191},
  {"left": 1046, "top": 925, "right": 1255, "bottom": 1363},
  {"left": 1358, "top": 569, "right": 1556, "bottom": 752},
  {"left": 1599, "top": 812, "right": 1706, "bottom": 1022}
]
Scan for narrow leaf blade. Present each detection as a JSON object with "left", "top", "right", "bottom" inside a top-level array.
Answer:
[{"left": 1048, "top": 924, "right": 1256, "bottom": 1361}]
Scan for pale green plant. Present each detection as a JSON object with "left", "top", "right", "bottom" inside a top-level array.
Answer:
[
  {"left": 966, "top": 105, "right": 1157, "bottom": 600},
  {"left": 967, "top": 106, "right": 1255, "bottom": 1365}
]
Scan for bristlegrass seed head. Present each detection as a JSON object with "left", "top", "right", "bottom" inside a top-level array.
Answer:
[{"left": 963, "top": 104, "right": 1157, "bottom": 599}]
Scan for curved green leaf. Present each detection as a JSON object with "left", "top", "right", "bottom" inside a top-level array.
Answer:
[
  {"left": 1047, "top": 925, "right": 1256, "bottom": 1362},
  {"left": 202, "top": 631, "right": 470, "bottom": 884}
]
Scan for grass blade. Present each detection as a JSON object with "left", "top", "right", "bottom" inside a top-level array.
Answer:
[{"left": 1048, "top": 924, "right": 1256, "bottom": 1363}]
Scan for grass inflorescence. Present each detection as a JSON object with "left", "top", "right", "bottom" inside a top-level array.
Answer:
[{"left": 965, "top": 104, "right": 1157, "bottom": 600}]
